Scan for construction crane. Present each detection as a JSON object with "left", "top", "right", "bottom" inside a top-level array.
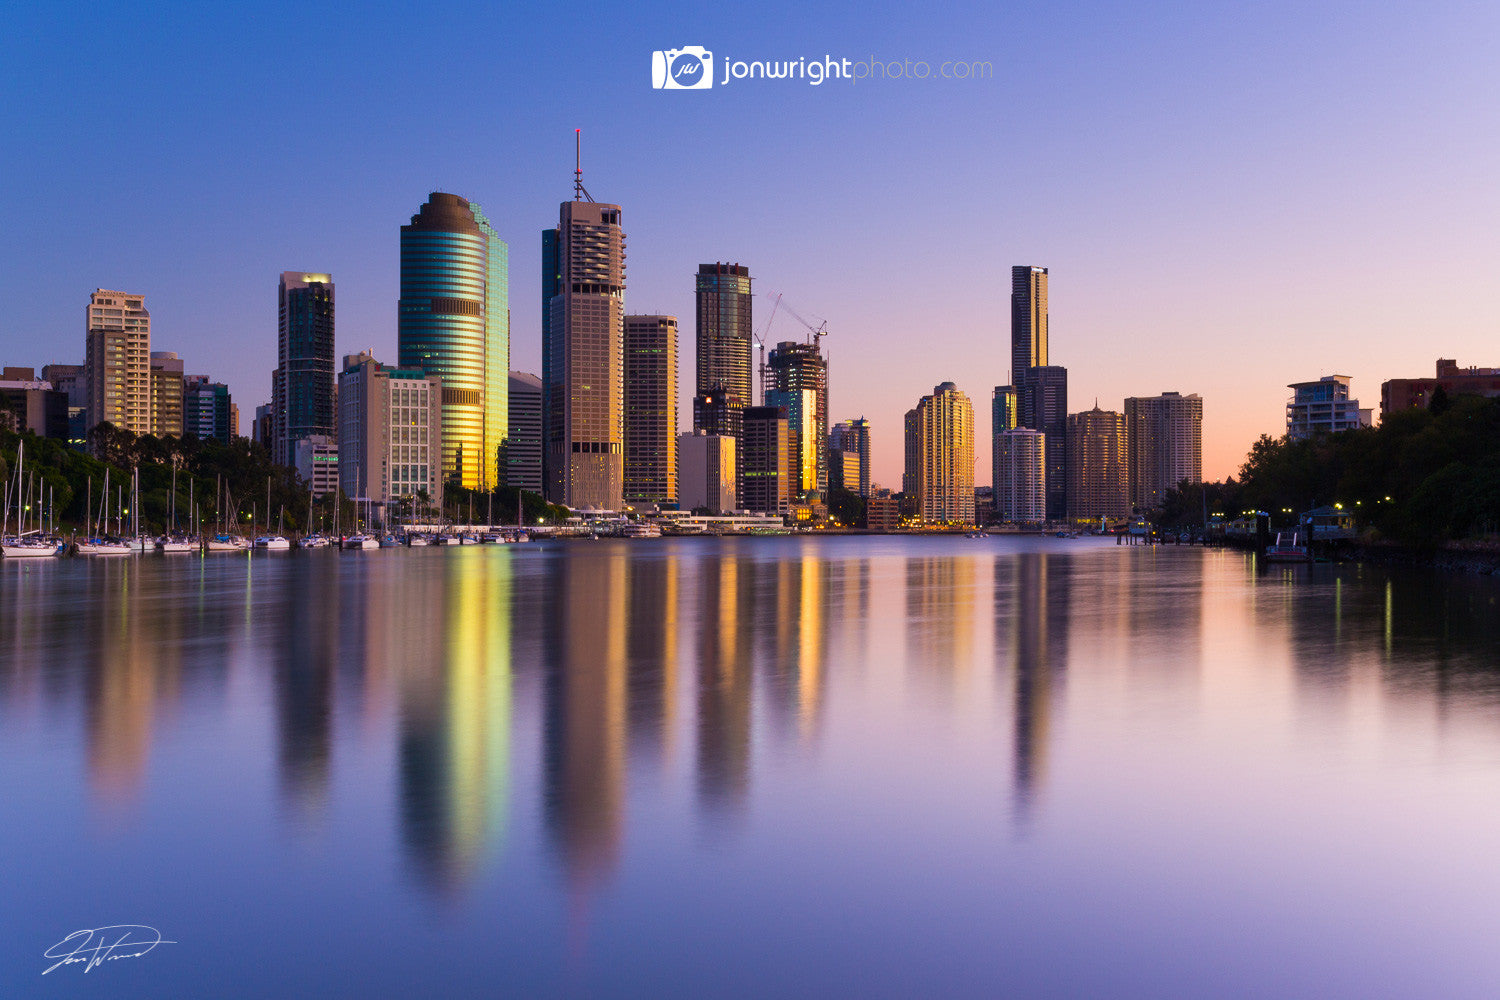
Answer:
[
  {"left": 772, "top": 295, "right": 829, "bottom": 353},
  {"left": 753, "top": 293, "right": 782, "bottom": 404}
]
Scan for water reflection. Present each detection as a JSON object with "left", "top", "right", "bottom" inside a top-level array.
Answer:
[
  {"left": 4, "top": 542, "right": 1500, "bottom": 921},
  {"left": 541, "top": 548, "right": 628, "bottom": 888},
  {"left": 694, "top": 551, "right": 754, "bottom": 820}
]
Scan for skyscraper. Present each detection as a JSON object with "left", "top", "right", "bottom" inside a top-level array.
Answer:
[
  {"left": 1125, "top": 391, "right": 1203, "bottom": 510},
  {"left": 624, "top": 314, "right": 678, "bottom": 506},
  {"left": 908, "top": 382, "right": 975, "bottom": 524},
  {"left": 399, "top": 194, "right": 487, "bottom": 490},
  {"left": 678, "top": 431, "right": 736, "bottom": 513},
  {"left": 994, "top": 428, "right": 1046, "bottom": 524},
  {"left": 740, "top": 405, "right": 790, "bottom": 515},
  {"left": 1011, "top": 266, "right": 1048, "bottom": 385},
  {"left": 1066, "top": 405, "right": 1128, "bottom": 522},
  {"left": 828, "top": 417, "right": 871, "bottom": 497},
  {"left": 1017, "top": 365, "right": 1068, "bottom": 521},
  {"left": 992, "top": 386, "right": 1018, "bottom": 434},
  {"left": 184, "top": 375, "right": 232, "bottom": 442},
  {"left": 275, "top": 272, "right": 335, "bottom": 467},
  {"left": 338, "top": 351, "right": 443, "bottom": 510},
  {"left": 768, "top": 340, "right": 828, "bottom": 497},
  {"left": 84, "top": 289, "right": 150, "bottom": 434},
  {"left": 149, "top": 351, "right": 183, "bottom": 437},
  {"left": 695, "top": 262, "right": 753, "bottom": 425},
  {"left": 765, "top": 387, "right": 817, "bottom": 496},
  {"left": 543, "top": 189, "right": 626, "bottom": 509},
  {"left": 505, "top": 371, "right": 543, "bottom": 493},
  {"left": 472, "top": 205, "right": 510, "bottom": 489}
]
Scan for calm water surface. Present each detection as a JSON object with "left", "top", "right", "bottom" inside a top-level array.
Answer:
[{"left": 3, "top": 537, "right": 1500, "bottom": 998}]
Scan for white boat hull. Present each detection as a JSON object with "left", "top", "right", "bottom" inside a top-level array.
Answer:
[{"left": 2, "top": 544, "right": 61, "bottom": 558}]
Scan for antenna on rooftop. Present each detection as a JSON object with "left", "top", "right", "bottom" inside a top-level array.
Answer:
[{"left": 574, "top": 129, "right": 594, "bottom": 202}]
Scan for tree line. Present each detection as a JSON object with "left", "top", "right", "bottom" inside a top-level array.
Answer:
[{"left": 1154, "top": 389, "right": 1500, "bottom": 547}]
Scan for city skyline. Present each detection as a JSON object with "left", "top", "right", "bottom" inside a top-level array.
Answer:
[{"left": 5, "top": 3, "right": 1499, "bottom": 489}]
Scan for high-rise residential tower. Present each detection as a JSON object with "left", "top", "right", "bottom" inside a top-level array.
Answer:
[
  {"left": 274, "top": 272, "right": 335, "bottom": 467},
  {"left": 1125, "top": 391, "right": 1203, "bottom": 510},
  {"left": 624, "top": 315, "right": 678, "bottom": 506},
  {"left": 184, "top": 375, "right": 233, "bottom": 442},
  {"left": 84, "top": 289, "right": 150, "bottom": 434},
  {"left": 767, "top": 340, "right": 828, "bottom": 496},
  {"left": 472, "top": 205, "right": 510, "bottom": 488},
  {"left": 908, "top": 382, "right": 975, "bottom": 524},
  {"left": 994, "top": 428, "right": 1046, "bottom": 524},
  {"left": 1011, "top": 266, "right": 1048, "bottom": 385},
  {"left": 828, "top": 417, "right": 871, "bottom": 497},
  {"left": 543, "top": 184, "right": 626, "bottom": 509},
  {"left": 399, "top": 194, "right": 488, "bottom": 490},
  {"left": 1066, "top": 405, "right": 1128, "bottom": 522},
  {"left": 149, "top": 351, "right": 184, "bottom": 437}
]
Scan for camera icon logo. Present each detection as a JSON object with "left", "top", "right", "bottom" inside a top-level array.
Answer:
[{"left": 652, "top": 47, "right": 714, "bottom": 90}]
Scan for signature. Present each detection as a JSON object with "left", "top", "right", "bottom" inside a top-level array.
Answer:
[{"left": 42, "top": 925, "right": 176, "bottom": 975}]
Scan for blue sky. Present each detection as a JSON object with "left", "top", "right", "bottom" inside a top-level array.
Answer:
[{"left": 4, "top": 1, "right": 1498, "bottom": 484}]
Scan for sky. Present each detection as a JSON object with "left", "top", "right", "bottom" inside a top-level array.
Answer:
[{"left": 3, "top": 1, "right": 1498, "bottom": 488}]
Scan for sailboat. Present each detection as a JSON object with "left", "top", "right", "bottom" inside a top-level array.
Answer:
[
  {"left": 2, "top": 441, "right": 63, "bottom": 558},
  {"left": 77, "top": 469, "right": 133, "bottom": 555},
  {"left": 253, "top": 483, "right": 290, "bottom": 549},
  {"left": 207, "top": 477, "right": 249, "bottom": 551}
]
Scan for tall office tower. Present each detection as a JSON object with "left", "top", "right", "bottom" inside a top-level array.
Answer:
[
  {"left": 1124, "top": 391, "right": 1203, "bottom": 511},
  {"left": 694, "top": 262, "right": 753, "bottom": 449},
  {"left": 903, "top": 407, "right": 920, "bottom": 496},
  {"left": 85, "top": 289, "right": 150, "bottom": 434},
  {"left": 399, "top": 194, "right": 487, "bottom": 490},
  {"left": 765, "top": 387, "right": 817, "bottom": 496},
  {"left": 229, "top": 403, "right": 239, "bottom": 439},
  {"left": 1011, "top": 266, "right": 1048, "bottom": 385},
  {"left": 768, "top": 340, "right": 828, "bottom": 495},
  {"left": 338, "top": 351, "right": 443, "bottom": 509},
  {"left": 910, "top": 382, "right": 975, "bottom": 524},
  {"left": 1065, "top": 405, "right": 1128, "bottom": 522},
  {"left": 1017, "top": 365, "right": 1068, "bottom": 521},
  {"left": 274, "top": 272, "right": 335, "bottom": 467},
  {"left": 692, "top": 386, "right": 741, "bottom": 441},
  {"left": 149, "top": 351, "right": 184, "bottom": 437},
  {"left": 741, "top": 405, "right": 790, "bottom": 515},
  {"left": 828, "top": 417, "right": 871, "bottom": 497},
  {"left": 472, "top": 205, "right": 510, "bottom": 488},
  {"left": 183, "top": 375, "right": 232, "bottom": 442},
  {"left": 505, "top": 371, "right": 543, "bottom": 493},
  {"left": 992, "top": 386, "right": 1018, "bottom": 433},
  {"left": 677, "top": 430, "right": 737, "bottom": 513},
  {"left": 994, "top": 428, "right": 1046, "bottom": 524},
  {"left": 253, "top": 403, "right": 273, "bottom": 448},
  {"left": 623, "top": 315, "right": 679, "bottom": 506},
  {"left": 542, "top": 188, "right": 626, "bottom": 509}
]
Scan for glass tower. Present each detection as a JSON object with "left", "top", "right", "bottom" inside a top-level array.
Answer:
[
  {"left": 472, "top": 205, "right": 509, "bottom": 490},
  {"left": 399, "top": 193, "right": 487, "bottom": 490},
  {"left": 276, "top": 272, "right": 335, "bottom": 467}
]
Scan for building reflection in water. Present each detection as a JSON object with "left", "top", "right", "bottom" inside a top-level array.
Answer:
[
  {"left": 626, "top": 551, "right": 678, "bottom": 770},
  {"left": 905, "top": 554, "right": 978, "bottom": 703},
  {"left": 765, "top": 543, "right": 826, "bottom": 744},
  {"left": 274, "top": 556, "right": 338, "bottom": 821},
  {"left": 541, "top": 547, "right": 628, "bottom": 889},
  {"left": 694, "top": 551, "right": 755, "bottom": 821},
  {"left": 394, "top": 552, "right": 514, "bottom": 894},
  {"left": 998, "top": 553, "right": 1070, "bottom": 825}
]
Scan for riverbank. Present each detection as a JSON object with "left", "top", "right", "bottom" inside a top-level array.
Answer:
[{"left": 1348, "top": 539, "right": 1500, "bottom": 575}]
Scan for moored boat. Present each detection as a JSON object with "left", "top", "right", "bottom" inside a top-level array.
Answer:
[{"left": 254, "top": 535, "right": 292, "bottom": 551}]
